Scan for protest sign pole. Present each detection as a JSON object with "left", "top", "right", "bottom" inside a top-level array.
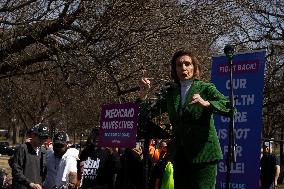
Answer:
[{"left": 224, "top": 45, "right": 237, "bottom": 189}]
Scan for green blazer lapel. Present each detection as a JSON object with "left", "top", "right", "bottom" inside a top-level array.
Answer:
[{"left": 172, "top": 87, "right": 181, "bottom": 114}]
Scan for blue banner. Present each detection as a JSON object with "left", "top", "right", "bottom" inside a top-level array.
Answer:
[{"left": 211, "top": 50, "right": 266, "bottom": 189}]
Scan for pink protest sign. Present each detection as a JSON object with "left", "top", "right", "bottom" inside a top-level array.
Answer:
[{"left": 99, "top": 102, "right": 139, "bottom": 148}]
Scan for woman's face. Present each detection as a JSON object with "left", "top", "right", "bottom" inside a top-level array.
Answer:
[{"left": 175, "top": 55, "right": 194, "bottom": 81}]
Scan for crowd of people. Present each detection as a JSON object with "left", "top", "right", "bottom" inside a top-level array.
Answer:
[
  {"left": 2, "top": 126, "right": 282, "bottom": 189},
  {"left": 1, "top": 122, "right": 174, "bottom": 189}
]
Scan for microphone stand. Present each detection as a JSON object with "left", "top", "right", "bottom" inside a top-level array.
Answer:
[
  {"left": 142, "top": 88, "right": 165, "bottom": 189},
  {"left": 142, "top": 101, "right": 157, "bottom": 189},
  {"left": 143, "top": 133, "right": 150, "bottom": 189},
  {"left": 224, "top": 45, "right": 237, "bottom": 189}
]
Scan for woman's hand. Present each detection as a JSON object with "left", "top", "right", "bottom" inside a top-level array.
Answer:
[
  {"left": 138, "top": 77, "right": 151, "bottom": 99},
  {"left": 190, "top": 94, "right": 210, "bottom": 107}
]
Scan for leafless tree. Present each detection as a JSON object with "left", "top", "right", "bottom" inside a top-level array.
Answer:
[
  {"left": 227, "top": 0, "right": 284, "bottom": 139},
  {"left": 0, "top": 0, "right": 240, "bottom": 142}
]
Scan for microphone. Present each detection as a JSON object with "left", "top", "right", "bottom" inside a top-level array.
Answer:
[
  {"left": 155, "top": 82, "right": 178, "bottom": 96},
  {"left": 146, "top": 82, "right": 178, "bottom": 113},
  {"left": 224, "top": 44, "right": 234, "bottom": 61},
  {"left": 117, "top": 87, "right": 140, "bottom": 96}
]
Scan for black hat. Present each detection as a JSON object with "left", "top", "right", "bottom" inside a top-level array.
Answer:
[
  {"left": 30, "top": 123, "right": 49, "bottom": 138},
  {"left": 53, "top": 131, "right": 69, "bottom": 144}
]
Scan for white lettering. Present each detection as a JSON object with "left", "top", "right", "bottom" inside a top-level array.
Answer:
[
  {"left": 221, "top": 112, "right": 247, "bottom": 123},
  {"left": 101, "top": 121, "right": 134, "bottom": 129},
  {"left": 105, "top": 108, "right": 135, "bottom": 118},
  {"left": 222, "top": 145, "right": 243, "bottom": 157},
  {"left": 218, "top": 128, "right": 250, "bottom": 140},
  {"left": 220, "top": 181, "right": 246, "bottom": 189},
  {"left": 237, "top": 63, "right": 257, "bottom": 71},
  {"left": 226, "top": 79, "right": 247, "bottom": 89},
  {"left": 235, "top": 94, "right": 255, "bottom": 106},
  {"left": 219, "top": 65, "right": 238, "bottom": 73},
  {"left": 218, "top": 162, "right": 245, "bottom": 174}
]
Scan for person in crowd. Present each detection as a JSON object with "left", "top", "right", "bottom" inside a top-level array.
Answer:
[
  {"left": 149, "top": 139, "right": 160, "bottom": 164},
  {"left": 260, "top": 141, "right": 280, "bottom": 189},
  {"left": 115, "top": 147, "right": 144, "bottom": 189},
  {"left": 157, "top": 142, "right": 174, "bottom": 189},
  {"left": 43, "top": 139, "right": 52, "bottom": 150},
  {"left": 104, "top": 147, "right": 121, "bottom": 189},
  {"left": 138, "top": 49, "right": 231, "bottom": 189},
  {"left": 9, "top": 123, "right": 49, "bottom": 189},
  {"left": 157, "top": 140, "right": 168, "bottom": 161},
  {"left": 149, "top": 140, "right": 170, "bottom": 189},
  {"left": 44, "top": 131, "right": 79, "bottom": 189},
  {"left": 0, "top": 168, "right": 11, "bottom": 189},
  {"left": 78, "top": 128, "right": 121, "bottom": 189}
]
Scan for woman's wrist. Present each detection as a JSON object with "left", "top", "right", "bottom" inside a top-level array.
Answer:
[
  {"left": 139, "top": 90, "right": 148, "bottom": 100},
  {"left": 204, "top": 100, "right": 210, "bottom": 107}
]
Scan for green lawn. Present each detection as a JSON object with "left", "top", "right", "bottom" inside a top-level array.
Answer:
[{"left": 0, "top": 155, "right": 11, "bottom": 175}]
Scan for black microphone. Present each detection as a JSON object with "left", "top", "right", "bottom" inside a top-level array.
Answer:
[
  {"left": 155, "top": 82, "right": 178, "bottom": 96},
  {"left": 165, "top": 81, "right": 178, "bottom": 91},
  {"left": 224, "top": 44, "right": 234, "bottom": 61}
]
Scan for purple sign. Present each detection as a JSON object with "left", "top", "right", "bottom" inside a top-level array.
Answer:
[
  {"left": 99, "top": 103, "right": 139, "bottom": 148},
  {"left": 212, "top": 50, "right": 266, "bottom": 189}
]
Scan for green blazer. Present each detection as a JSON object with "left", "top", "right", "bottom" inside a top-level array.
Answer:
[{"left": 140, "top": 79, "right": 231, "bottom": 163}]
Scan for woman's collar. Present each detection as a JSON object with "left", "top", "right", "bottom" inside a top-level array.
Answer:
[{"left": 180, "top": 79, "right": 193, "bottom": 87}]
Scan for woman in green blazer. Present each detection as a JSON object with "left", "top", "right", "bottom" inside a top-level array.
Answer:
[{"left": 138, "top": 49, "right": 231, "bottom": 189}]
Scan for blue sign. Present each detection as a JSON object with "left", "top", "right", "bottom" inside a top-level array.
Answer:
[{"left": 211, "top": 51, "right": 266, "bottom": 189}]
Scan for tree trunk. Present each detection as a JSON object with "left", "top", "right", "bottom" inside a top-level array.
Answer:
[{"left": 281, "top": 127, "right": 283, "bottom": 165}]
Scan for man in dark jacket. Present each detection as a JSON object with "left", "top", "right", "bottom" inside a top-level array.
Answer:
[
  {"left": 9, "top": 123, "right": 49, "bottom": 189},
  {"left": 260, "top": 142, "right": 280, "bottom": 189}
]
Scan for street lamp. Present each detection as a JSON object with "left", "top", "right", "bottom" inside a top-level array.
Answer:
[
  {"left": 80, "top": 132, "right": 84, "bottom": 152},
  {"left": 11, "top": 117, "right": 17, "bottom": 145}
]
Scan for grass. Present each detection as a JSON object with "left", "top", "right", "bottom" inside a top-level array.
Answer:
[{"left": 0, "top": 155, "right": 11, "bottom": 175}]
